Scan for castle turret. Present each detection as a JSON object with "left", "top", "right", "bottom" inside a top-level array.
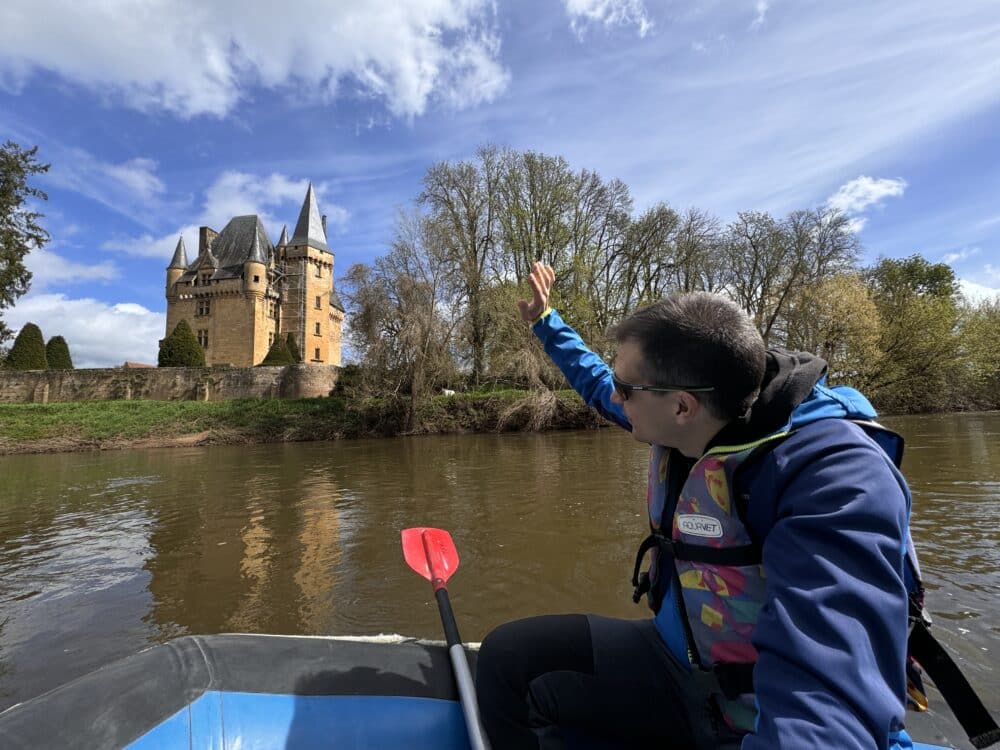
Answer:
[
  {"left": 244, "top": 230, "right": 267, "bottom": 296},
  {"left": 290, "top": 183, "right": 330, "bottom": 252},
  {"left": 166, "top": 236, "right": 188, "bottom": 299}
]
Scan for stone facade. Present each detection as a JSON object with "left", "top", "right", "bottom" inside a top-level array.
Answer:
[
  {"left": 0, "top": 364, "right": 340, "bottom": 404},
  {"left": 164, "top": 184, "right": 345, "bottom": 368}
]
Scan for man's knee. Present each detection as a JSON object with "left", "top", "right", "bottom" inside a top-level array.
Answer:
[{"left": 477, "top": 620, "right": 527, "bottom": 693}]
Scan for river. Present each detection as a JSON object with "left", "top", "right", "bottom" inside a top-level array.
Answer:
[{"left": 0, "top": 413, "right": 997, "bottom": 746}]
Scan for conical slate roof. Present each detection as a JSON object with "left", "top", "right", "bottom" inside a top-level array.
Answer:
[
  {"left": 290, "top": 183, "right": 330, "bottom": 253},
  {"left": 248, "top": 230, "right": 267, "bottom": 264},
  {"left": 277, "top": 225, "right": 288, "bottom": 247},
  {"left": 168, "top": 236, "right": 188, "bottom": 269}
]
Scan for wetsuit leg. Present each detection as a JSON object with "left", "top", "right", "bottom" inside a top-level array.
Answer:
[{"left": 476, "top": 613, "right": 709, "bottom": 749}]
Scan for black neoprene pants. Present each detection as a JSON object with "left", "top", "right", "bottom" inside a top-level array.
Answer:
[{"left": 475, "top": 613, "right": 739, "bottom": 750}]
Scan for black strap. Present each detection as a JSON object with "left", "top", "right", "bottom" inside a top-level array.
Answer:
[
  {"left": 631, "top": 534, "right": 660, "bottom": 603},
  {"left": 672, "top": 540, "right": 762, "bottom": 566},
  {"left": 631, "top": 533, "right": 762, "bottom": 604},
  {"left": 909, "top": 620, "right": 1000, "bottom": 749}
]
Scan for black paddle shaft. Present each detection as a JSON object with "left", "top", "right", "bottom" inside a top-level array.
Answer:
[{"left": 435, "top": 587, "right": 462, "bottom": 647}]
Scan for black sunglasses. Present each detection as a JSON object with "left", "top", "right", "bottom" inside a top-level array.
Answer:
[{"left": 611, "top": 374, "right": 715, "bottom": 401}]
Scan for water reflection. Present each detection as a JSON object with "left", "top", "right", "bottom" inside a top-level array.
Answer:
[{"left": 0, "top": 414, "right": 996, "bottom": 724}]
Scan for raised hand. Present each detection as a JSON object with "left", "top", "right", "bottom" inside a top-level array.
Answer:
[{"left": 517, "top": 262, "right": 555, "bottom": 323}]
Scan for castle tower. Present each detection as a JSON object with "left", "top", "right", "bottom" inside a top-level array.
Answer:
[
  {"left": 280, "top": 184, "right": 342, "bottom": 365},
  {"left": 166, "top": 236, "right": 188, "bottom": 300}
]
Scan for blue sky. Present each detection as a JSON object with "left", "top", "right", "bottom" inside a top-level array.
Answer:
[{"left": 1, "top": 0, "right": 999, "bottom": 367}]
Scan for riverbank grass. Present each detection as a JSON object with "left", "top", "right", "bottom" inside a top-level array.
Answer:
[{"left": 0, "top": 390, "right": 603, "bottom": 454}]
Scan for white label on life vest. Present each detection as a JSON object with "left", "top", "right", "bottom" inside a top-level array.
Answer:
[{"left": 678, "top": 514, "right": 723, "bottom": 538}]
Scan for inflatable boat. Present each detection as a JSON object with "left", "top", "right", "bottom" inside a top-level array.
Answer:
[
  {"left": 0, "top": 529, "right": 982, "bottom": 749},
  {"left": 0, "top": 632, "right": 969, "bottom": 749}
]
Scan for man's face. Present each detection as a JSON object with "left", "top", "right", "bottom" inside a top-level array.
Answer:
[{"left": 610, "top": 338, "right": 682, "bottom": 447}]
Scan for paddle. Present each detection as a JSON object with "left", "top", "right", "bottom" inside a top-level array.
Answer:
[{"left": 402, "top": 527, "right": 491, "bottom": 750}]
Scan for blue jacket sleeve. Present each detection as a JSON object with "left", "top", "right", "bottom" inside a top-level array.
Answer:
[
  {"left": 741, "top": 420, "right": 910, "bottom": 750},
  {"left": 532, "top": 309, "right": 630, "bottom": 431}
]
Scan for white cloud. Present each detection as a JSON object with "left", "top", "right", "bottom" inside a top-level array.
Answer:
[
  {"left": 942, "top": 247, "right": 980, "bottom": 265},
  {"left": 5, "top": 294, "right": 165, "bottom": 367},
  {"left": 845, "top": 216, "right": 868, "bottom": 234},
  {"left": 824, "top": 176, "right": 906, "bottom": 232},
  {"left": 102, "top": 171, "right": 351, "bottom": 261},
  {"left": 42, "top": 148, "right": 172, "bottom": 229},
  {"left": 99, "top": 158, "right": 165, "bottom": 202},
  {"left": 0, "top": 0, "right": 509, "bottom": 119},
  {"left": 750, "top": 1, "right": 770, "bottom": 29},
  {"left": 827, "top": 176, "right": 907, "bottom": 215},
  {"left": 27, "top": 248, "right": 119, "bottom": 290},
  {"left": 959, "top": 278, "right": 1000, "bottom": 304},
  {"left": 563, "top": 0, "right": 652, "bottom": 39}
]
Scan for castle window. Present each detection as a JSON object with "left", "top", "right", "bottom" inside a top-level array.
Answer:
[
  {"left": 268, "top": 332, "right": 274, "bottom": 346},
  {"left": 197, "top": 299, "right": 211, "bottom": 316},
  {"left": 200, "top": 273, "right": 211, "bottom": 286},
  {"left": 314, "top": 322, "right": 321, "bottom": 335},
  {"left": 253, "top": 275, "right": 260, "bottom": 283},
  {"left": 314, "top": 348, "right": 321, "bottom": 361},
  {"left": 197, "top": 329, "right": 209, "bottom": 348},
  {"left": 314, "top": 265, "right": 322, "bottom": 278},
  {"left": 315, "top": 295, "right": 322, "bottom": 309}
]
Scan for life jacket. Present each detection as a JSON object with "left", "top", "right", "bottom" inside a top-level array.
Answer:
[{"left": 630, "top": 419, "right": 1000, "bottom": 747}]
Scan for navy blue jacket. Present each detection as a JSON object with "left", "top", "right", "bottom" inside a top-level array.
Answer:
[{"left": 534, "top": 308, "right": 915, "bottom": 749}]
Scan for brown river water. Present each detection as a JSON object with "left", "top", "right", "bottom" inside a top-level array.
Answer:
[{"left": 0, "top": 413, "right": 997, "bottom": 745}]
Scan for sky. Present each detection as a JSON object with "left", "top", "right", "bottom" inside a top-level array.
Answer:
[{"left": 1, "top": 0, "right": 999, "bottom": 367}]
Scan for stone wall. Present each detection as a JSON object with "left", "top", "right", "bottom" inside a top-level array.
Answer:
[{"left": 0, "top": 364, "right": 339, "bottom": 404}]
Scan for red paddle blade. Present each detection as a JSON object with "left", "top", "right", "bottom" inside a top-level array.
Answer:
[{"left": 402, "top": 527, "right": 459, "bottom": 585}]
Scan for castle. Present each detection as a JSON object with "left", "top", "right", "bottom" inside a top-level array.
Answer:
[{"left": 165, "top": 184, "right": 344, "bottom": 367}]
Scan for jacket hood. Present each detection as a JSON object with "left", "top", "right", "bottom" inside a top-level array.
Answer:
[{"left": 710, "top": 347, "right": 878, "bottom": 447}]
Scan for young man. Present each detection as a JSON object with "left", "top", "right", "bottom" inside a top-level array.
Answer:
[{"left": 475, "top": 262, "right": 917, "bottom": 749}]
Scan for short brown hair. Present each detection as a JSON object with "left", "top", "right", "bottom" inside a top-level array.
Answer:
[{"left": 611, "top": 292, "right": 765, "bottom": 419}]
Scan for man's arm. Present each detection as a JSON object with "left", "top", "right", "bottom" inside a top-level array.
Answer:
[
  {"left": 743, "top": 420, "right": 910, "bottom": 749},
  {"left": 532, "top": 308, "right": 629, "bottom": 430},
  {"left": 517, "top": 262, "right": 628, "bottom": 430}
]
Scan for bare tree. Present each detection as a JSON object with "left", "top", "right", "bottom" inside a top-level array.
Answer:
[
  {"left": 419, "top": 145, "right": 501, "bottom": 386},
  {"left": 340, "top": 210, "right": 459, "bottom": 429},
  {"left": 670, "top": 207, "right": 725, "bottom": 293}
]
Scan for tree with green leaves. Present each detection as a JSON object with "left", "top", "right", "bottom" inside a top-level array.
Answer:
[
  {"left": 158, "top": 320, "right": 206, "bottom": 367},
  {"left": 45, "top": 335, "right": 74, "bottom": 369},
  {"left": 957, "top": 298, "right": 1000, "bottom": 409},
  {"left": 260, "top": 336, "right": 294, "bottom": 365},
  {"left": 285, "top": 332, "right": 301, "bottom": 363},
  {"left": 863, "top": 255, "right": 961, "bottom": 411},
  {"left": 4, "top": 322, "right": 47, "bottom": 369},
  {"left": 1, "top": 142, "right": 50, "bottom": 345}
]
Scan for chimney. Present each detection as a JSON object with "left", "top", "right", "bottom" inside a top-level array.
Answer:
[
  {"left": 321, "top": 214, "right": 327, "bottom": 236},
  {"left": 199, "top": 226, "right": 218, "bottom": 254}
]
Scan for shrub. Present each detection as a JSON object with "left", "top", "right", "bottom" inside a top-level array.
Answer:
[
  {"left": 260, "top": 337, "right": 294, "bottom": 366},
  {"left": 285, "top": 332, "right": 301, "bottom": 363},
  {"left": 4, "top": 322, "right": 48, "bottom": 370},
  {"left": 46, "top": 335, "right": 74, "bottom": 369},
  {"left": 158, "top": 320, "right": 206, "bottom": 367}
]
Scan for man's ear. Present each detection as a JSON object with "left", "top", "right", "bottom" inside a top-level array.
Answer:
[{"left": 674, "top": 392, "right": 701, "bottom": 423}]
